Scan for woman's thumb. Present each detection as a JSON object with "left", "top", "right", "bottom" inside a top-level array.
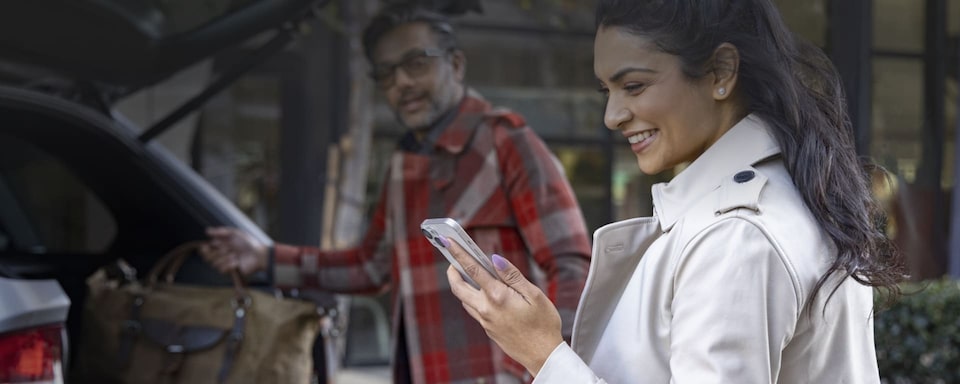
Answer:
[{"left": 491, "top": 254, "right": 528, "bottom": 289}]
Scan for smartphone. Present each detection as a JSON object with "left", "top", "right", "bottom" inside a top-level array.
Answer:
[{"left": 420, "top": 218, "right": 500, "bottom": 289}]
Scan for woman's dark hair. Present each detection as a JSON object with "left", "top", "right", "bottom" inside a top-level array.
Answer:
[
  {"left": 595, "top": 0, "right": 905, "bottom": 310},
  {"left": 362, "top": 3, "right": 458, "bottom": 63}
]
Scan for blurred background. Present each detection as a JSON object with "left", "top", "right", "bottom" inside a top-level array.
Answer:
[
  {"left": 90, "top": 0, "right": 960, "bottom": 379},
  {"left": 0, "top": 0, "right": 957, "bottom": 382}
]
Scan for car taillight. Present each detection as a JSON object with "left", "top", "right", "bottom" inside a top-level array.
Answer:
[{"left": 0, "top": 324, "right": 64, "bottom": 384}]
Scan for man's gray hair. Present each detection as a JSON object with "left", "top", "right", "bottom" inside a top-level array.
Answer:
[{"left": 362, "top": 3, "right": 459, "bottom": 63}]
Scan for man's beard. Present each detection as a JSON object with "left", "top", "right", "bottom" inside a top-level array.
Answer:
[{"left": 399, "top": 107, "right": 440, "bottom": 131}]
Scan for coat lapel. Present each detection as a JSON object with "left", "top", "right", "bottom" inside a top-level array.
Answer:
[{"left": 572, "top": 217, "right": 662, "bottom": 363}]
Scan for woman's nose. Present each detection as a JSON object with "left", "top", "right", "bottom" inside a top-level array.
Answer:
[{"left": 603, "top": 97, "right": 631, "bottom": 130}]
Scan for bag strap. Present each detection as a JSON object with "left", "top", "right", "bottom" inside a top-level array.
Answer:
[
  {"left": 115, "top": 295, "right": 145, "bottom": 368},
  {"left": 145, "top": 241, "right": 200, "bottom": 284},
  {"left": 146, "top": 241, "right": 247, "bottom": 299},
  {"left": 217, "top": 299, "right": 248, "bottom": 383}
]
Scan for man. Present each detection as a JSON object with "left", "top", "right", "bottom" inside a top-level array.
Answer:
[{"left": 201, "top": 4, "right": 591, "bottom": 383}]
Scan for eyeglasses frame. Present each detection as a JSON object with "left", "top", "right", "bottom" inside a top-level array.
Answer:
[{"left": 370, "top": 47, "right": 451, "bottom": 88}]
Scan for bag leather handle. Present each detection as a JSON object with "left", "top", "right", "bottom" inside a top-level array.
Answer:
[{"left": 146, "top": 241, "right": 247, "bottom": 299}]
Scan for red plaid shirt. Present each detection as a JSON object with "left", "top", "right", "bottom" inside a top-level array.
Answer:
[{"left": 273, "top": 93, "right": 591, "bottom": 384}]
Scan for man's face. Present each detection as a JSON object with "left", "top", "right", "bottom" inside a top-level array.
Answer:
[{"left": 371, "top": 22, "right": 466, "bottom": 131}]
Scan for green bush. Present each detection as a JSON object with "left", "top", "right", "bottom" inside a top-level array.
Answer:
[{"left": 875, "top": 279, "right": 960, "bottom": 383}]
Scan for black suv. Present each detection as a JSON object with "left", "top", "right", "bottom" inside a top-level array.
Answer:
[{"left": 0, "top": 0, "right": 327, "bottom": 381}]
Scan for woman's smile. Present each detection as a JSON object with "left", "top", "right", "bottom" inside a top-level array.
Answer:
[{"left": 625, "top": 129, "right": 658, "bottom": 153}]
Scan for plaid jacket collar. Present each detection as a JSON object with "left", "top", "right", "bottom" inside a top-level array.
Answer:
[
  {"left": 432, "top": 94, "right": 490, "bottom": 154},
  {"left": 398, "top": 93, "right": 491, "bottom": 155}
]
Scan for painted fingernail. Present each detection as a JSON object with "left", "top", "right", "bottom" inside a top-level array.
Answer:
[
  {"left": 438, "top": 235, "right": 451, "bottom": 248},
  {"left": 492, "top": 254, "right": 507, "bottom": 271}
]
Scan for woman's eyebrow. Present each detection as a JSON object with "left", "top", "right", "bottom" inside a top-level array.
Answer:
[{"left": 608, "top": 66, "right": 657, "bottom": 83}]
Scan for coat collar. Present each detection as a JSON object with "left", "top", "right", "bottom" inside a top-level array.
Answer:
[
  {"left": 652, "top": 114, "right": 782, "bottom": 232},
  {"left": 396, "top": 90, "right": 491, "bottom": 155},
  {"left": 431, "top": 91, "right": 491, "bottom": 154}
]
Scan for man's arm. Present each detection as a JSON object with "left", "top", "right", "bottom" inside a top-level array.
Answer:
[
  {"left": 272, "top": 177, "right": 394, "bottom": 294},
  {"left": 203, "top": 172, "right": 395, "bottom": 295},
  {"left": 494, "top": 120, "right": 592, "bottom": 339}
]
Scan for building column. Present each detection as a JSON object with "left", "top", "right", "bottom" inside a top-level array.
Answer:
[
  {"left": 829, "top": 0, "right": 872, "bottom": 156},
  {"left": 948, "top": 35, "right": 960, "bottom": 278}
]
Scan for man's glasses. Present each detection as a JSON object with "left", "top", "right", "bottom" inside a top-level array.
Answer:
[{"left": 371, "top": 48, "right": 448, "bottom": 89}]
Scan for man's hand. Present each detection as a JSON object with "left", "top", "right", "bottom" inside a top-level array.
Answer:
[
  {"left": 200, "top": 227, "right": 269, "bottom": 276},
  {"left": 443, "top": 237, "right": 564, "bottom": 376}
]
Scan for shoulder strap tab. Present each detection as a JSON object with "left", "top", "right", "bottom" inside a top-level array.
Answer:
[{"left": 714, "top": 167, "right": 767, "bottom": 216}]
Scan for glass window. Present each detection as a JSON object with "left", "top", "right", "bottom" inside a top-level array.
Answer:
[
  {"left": 198, "top": 73, "right": 283, "bottom": 236},
  {"left": 0, "top": 133, "right": 116, "bottom": 254},
  {"left": 458, "top": 27, "right": 600, "bottom": 139},
  {"left": 946, "top": 0, "right": 958, "bottom": 187},
  {"left": 458, "top": 0, "right": 596, "bottom": 35},
  {"left": 478, "top": 87, "right": 605, "bottom": 141},
  {"left": 773, "top": 0, "right": 827, "bottom": 48},
  {"left": 100, "top": 0, "right": 256, "bottom": 35},
  {"left": 941, "top": 59, "right": 960, "bottom": 187},
  {"left": 552, "top": 145, "right": 609, "bottom": 232},
  {"left": 873, "top": 0, "right": 925, "bottom": 53},
  {"left": 951, "top": 0, "right": 960, "bottom": 36},
  {"left": 872, "top": 58, "right": 926, "bottom": 182},
  {"left": 460, "top": 31, "right": 596, "bottom": 90}
]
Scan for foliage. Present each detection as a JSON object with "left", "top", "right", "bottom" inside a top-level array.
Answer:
[{"left": 875, "top": 279, "right": 960, "bottom": 384}]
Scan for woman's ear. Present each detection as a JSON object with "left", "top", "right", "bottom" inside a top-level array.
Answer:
[
  {"left": 451, "top": 49, "right": 467, "bottom": 83},
  {"left": 710, "top": 43, "right": 739, "bottom": 101}
]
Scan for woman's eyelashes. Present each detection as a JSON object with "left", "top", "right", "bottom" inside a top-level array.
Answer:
[
  {"left": 623, "top": 83, "right": 647, "bottom": 94},
  {"left": 597, "top": 83, "right": 647, "bottom": 99}
]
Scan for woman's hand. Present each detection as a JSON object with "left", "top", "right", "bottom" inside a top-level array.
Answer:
[
  {"left": 199, "top": 227, "right": 268, "bottom": 275},
  {"left": 443, "top": 237, "right": 565, "bottom": 376}
]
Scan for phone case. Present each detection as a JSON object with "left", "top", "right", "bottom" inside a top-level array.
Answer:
[{"left": 420, "top": 218, "right": 500, "bottom": 289}]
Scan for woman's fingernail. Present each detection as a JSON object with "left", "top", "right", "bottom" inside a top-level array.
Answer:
[
  {"left": 438, "top": 235, "right": 451, "bottom": 248},
  {"left": 492, "top": 254, "right": 507, "bottom": 271}
]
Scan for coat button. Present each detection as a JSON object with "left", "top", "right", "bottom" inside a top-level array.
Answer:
[{"left": 734, "top": 170, "right": 755, "bottom": 183}]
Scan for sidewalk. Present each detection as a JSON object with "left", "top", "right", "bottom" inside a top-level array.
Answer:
[{"left": 333, "top": 366, "right": 391, "bottom": 384}]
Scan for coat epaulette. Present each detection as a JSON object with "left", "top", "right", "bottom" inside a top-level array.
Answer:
[{"left": 713, "top": 166, "right": 767, "bottom": 217}]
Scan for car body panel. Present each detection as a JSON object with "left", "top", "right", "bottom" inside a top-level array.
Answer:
[{"left": 0, "top": 277, "right": 70, "bottom": 333}]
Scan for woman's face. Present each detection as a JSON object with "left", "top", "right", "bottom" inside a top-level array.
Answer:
[{"left": 594, "top": 26, "right": 732, "bottom": 175}]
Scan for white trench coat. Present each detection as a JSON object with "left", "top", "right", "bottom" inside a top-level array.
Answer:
[{"left": 535, "top": 116, "right": 880, "bottom": 384}]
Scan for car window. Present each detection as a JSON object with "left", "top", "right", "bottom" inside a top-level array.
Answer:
[
  {"left": 0, "top": 227, "right": 8, "bottom": 251},
  {"left": 0, "top": 132, "right": 116, "bottom": 254},
  {"left": 101, "top": 0, "right": 257, "bottom": 35}
]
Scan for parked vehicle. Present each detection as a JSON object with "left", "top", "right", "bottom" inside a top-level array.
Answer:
[{"left": 0, "top": 0, "right": 328, "bottom": 381}]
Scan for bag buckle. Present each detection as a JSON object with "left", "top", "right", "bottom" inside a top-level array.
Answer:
[{"left": 232, "top": 296, "right": 251, "bottom": 318}]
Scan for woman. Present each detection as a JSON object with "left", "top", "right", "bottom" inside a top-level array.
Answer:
[{"left": 439, "top": 0, "right": 905, "bottom": 382}]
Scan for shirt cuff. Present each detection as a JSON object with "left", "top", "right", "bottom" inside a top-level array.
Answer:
[
  {"left": 273, "top": 243, "right": 301, "bottom": 263},
  {"left": 532, "top": 342, "right": 600, "bottom": 384},
  {"left": 273, "top": 244, "right": 304, "bottom": 287}
]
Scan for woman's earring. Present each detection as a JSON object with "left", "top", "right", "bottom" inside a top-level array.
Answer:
[{"left": 718, "top": 87, "right": 726, "bottom": 96}]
